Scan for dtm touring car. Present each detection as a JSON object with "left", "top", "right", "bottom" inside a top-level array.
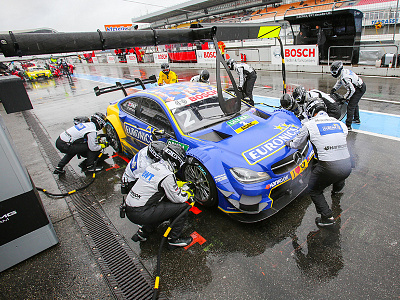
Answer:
[{"left": 97, "top": 79, "right": 314, "bottom": 223}]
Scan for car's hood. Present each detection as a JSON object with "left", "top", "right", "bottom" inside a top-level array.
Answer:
[{"left": 191, "top": 110, "right": 301, "bottom": 169}]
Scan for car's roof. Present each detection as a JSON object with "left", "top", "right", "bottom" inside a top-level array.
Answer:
[{"left": 140, "top": 82, "right": 218, "bottom": 107}]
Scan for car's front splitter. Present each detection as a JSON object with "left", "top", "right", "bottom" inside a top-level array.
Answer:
[{"left": 218, "top": 163, "right": 313, "bottom": 223}]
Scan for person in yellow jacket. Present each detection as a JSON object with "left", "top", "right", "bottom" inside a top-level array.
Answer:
[
  {"left": 218, "top": 41, "right": 226, "bottom": 59},
  {"left": 158, "top": 63, "right": 178, "bottom": 86}
]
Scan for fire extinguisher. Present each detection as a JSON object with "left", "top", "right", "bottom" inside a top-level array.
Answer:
[{"left": 241, "top": 53, "right": 247, "bottom": 62}]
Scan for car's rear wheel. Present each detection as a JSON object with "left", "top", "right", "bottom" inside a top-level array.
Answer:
[
  {"left": 105, "top": 121, "right": 122, "bottom": 153},
  {"left": 183, "top": 159, "right": 218, "bottom": 207}
]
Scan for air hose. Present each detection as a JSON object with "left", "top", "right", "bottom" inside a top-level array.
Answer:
[
  {"left": 152, "top": 200, "right": 195, "bottom": 300},
  {"left": 36, "top": 152, "right": 104, "bottom": 197}
]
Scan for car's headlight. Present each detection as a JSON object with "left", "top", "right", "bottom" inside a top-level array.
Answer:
[{"left": 230, "top": 167, "right": 271, "bottom": 184}]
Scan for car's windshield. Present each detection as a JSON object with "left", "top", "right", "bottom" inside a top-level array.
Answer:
[{"left": 171, "top": 91, "right": 250, "bottom": 134}]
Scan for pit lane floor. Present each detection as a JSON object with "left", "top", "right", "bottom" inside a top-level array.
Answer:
[{"left": 1, "top": 64, "right": 400, "bottom": 299}]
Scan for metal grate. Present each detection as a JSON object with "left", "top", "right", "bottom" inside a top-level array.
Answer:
[{"left": 23, "top": 111, "right": 163, "bottom": 300}]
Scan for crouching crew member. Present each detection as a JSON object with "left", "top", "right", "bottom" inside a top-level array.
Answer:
[
  {"left": 285, "top": 98, "right": 352, "bottom": 227},
  {"left": 190, "top": 69, "right": 210, "bottom": 84},
  {"left": 293, "top": 85, "right": 341, "bottom": 120},
  {"left": 227, "top": 58, "right": 257, "bottom": 106},
  {"left": 330, "top": 61, "right": 366, "bottom": 130},
  {"left": 126, "top": 144, "right": 194, "bottom": 247},
  {"left": 54, "top": 112, "right": 107, "bottom": 174},
  {"left": 121, "top": 141, "right": 166, "bottom": 194}
]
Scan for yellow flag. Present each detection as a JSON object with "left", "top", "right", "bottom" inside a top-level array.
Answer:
[{"left": 258, "top": 26, "right": 281, "bottom": 39}]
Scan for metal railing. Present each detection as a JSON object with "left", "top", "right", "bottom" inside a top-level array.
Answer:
[{"left": 327, "top": 44, "right": 399, "bottom": 67}]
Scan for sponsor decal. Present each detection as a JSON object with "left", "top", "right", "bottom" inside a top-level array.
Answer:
[
  {"left": 317, "top": 122, "right": 343, "bottom": 135},
  {"left": 214, "top": 174, "right": 227, "bottom": 183},
  {"left": 227, "top": 114, "right": 258, "bottom": 134},
  {"left": 265, "top": 174, "right": 290, "bottom": 190},
  {"left": 141, "top": 170, "right": 155, "bottom": 181},
  {"left": 104, "top": 24, "right": 133, "bottom": 31},
  {"left": 290, "top": 158, "right": 309, "bottom": 180},
  {"left": 242, "top": 123, "right": 300, "bottom": 165},
  {"left": 124, "top": 123, "right": 152, "bottom": 144},
  {"left": 188, "top": 89, "right": 218, "bottom": 102},
  {"left": 324, "top": 144, "right": 347, "bottom": 151},
  {"left": 0, "top": 210, "right": 17, "bottom": 224},
  {"left": 167, "top": 139, "right": 189, "bottom": 151}
]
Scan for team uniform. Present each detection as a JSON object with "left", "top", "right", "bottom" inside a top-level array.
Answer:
[
  {"left": 233, "top": 62, "right": 257, "bottom": 104},
  {"left": 157, "top": 70, "right": 178, "bottom": 85},
  {"left": 331, "top": 62, "right": 366, "bottom": 129},
  {"left": 55, "top": 122, "right": 102, "bottom": 172},
  {"left": 287, "top": 110, "right": 352, "bottom": 225},
  {"left": 190, "top": 75, "right": 210, "bottom": 84},
  {"left": 125, "top": 160, "right": 191, "bottom": 240}
]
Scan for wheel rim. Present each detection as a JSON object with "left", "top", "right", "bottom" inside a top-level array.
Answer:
[
  {"left": 105, "top": 123, "right": 119, "bottom": 151},
  {"left": 184, "top": 164, "right": 210, "bottom": 203}
]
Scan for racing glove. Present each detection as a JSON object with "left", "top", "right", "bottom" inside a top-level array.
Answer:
[
  {"left": 330, "top": 88, "right": 336, "bottom": 95},
  {"left": 100, "top": 141, "right": 109, "bottom": 149},
  {"left": 182, "top": 189, "right": 195, "bottom": 200}
]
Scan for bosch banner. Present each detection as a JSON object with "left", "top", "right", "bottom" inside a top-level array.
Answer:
[
  {"left": 271, "top": 45, "right": 318, "bottom": 65},
  {"left": 153, "top": 52, "right": 169, "bottom": 64},
  {"left": 196, "top": 50, "right": 217, "bottom": 63},
  {"left": 107, "top": 55, "right": 116, "bottom": 64},
  {"left": 127, "top": 54, "right": 138, "bottom": 64}
]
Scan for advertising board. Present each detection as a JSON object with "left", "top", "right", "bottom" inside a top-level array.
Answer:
[
  {"left": 196, "top": 50, "right": 217, "bottom": 63},
  {"left": 153, "top": 52, "right": 169, "bottom": 64},
  {"left": 271, "top": 45, "right": 319, "bottom": 65}
]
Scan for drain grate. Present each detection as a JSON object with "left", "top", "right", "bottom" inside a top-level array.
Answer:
[{"left": 23, "top": 111, "right": 163, "bottom": 300}]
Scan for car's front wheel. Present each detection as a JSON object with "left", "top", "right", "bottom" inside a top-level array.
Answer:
[
  {"left": 183, "top": 159, "right": 218, "bottom": 207},
  {"left": 105, "top": 122, "right": 122, "bottom": 153}
]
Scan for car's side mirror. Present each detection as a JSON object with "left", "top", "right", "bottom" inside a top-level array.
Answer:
[{"left": 152, "top": 129, "right": 166, "bottom": 141}]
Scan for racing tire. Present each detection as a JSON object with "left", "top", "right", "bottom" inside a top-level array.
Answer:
[
  {"left": 105, "top": 121, "right": 122, "bottom": 153},
  {"left": 183, "top": 158, "right": 218, "bottom": 207}
]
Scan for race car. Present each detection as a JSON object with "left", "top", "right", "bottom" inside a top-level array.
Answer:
[
  {"left": 25, "top": 66, "right": 52, "bottom": 80},
  {"left": 98, "top": 78, "right": 315, "bottom": 223}
]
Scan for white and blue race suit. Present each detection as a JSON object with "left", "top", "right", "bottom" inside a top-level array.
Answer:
[
  {"left": 287, "top": 111, "right": 352, "bottom": 218},
  {"left": 307, "top": 89, "right": 341, "bottom": 120},
  {"left": 125, "top": 160, "right": 190, "bottom": 239},
  {"left": 233, "top": 62, "right": 257, "bottom": 103},
  {"left": 122, "top": 146, "right": 154, "bottom": 183},
  {"left": 55, "top": 122, "right": 101, "bottom": 169},
  {"left": 332, "top": 68, "right": 366, "bottom": 127}
]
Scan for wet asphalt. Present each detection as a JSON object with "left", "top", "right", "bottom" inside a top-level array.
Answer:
[{"left": 1, "top": 63, "right": 400, "bottom": 299}]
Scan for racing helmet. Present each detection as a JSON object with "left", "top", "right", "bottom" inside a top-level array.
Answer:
[
  {"left": 305, "top": 98, "right": 327, "bottom": 118},
  {"left": 147, "top": 141, "right": 166, "bottom": 162},
  {"left": 200, "top": 69, "right": 210, "bottom": 82},
  {"left": 330, "top": 61, "right": 343, "bottom": 78},
  {"left": 280, "top": 93, "right": 297, "bottom": 111},
  {"left": 162, "top": 144, "right": 186, "bottom": 173},
  {"left": 292, "top": 85, "right": 307, "bottom": 104},
  {"left": 161, "top": 63, "right": 170, "bottom": 75},
  {"left": 90, "top": 112, "right": 106, "bottom": 130},
  {"left": 226, "top": 58, "right": 236, "bottom": 70}
]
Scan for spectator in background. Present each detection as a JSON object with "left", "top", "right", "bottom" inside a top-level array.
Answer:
[{"left": 316, "top": 25, "right": 326, "bottom": 61}]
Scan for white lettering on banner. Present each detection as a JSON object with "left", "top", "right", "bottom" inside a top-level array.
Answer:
[
  {"left": 153, "top": 52, "right": 169, "bottom": 64},
  {"left": 196, "top": 50, "right": 217, "bottom": 63},
  {"left": 271, "top": 45, "right": 318, "bottom": 66}
]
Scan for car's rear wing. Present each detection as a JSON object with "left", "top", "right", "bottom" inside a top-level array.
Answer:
[{"left": 94, "top": 75, "right": 157, "bottom": 97}]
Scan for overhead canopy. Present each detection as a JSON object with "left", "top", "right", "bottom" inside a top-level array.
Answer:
[{"left": 0, "top": 24, "right": 280, "bottom": 57}]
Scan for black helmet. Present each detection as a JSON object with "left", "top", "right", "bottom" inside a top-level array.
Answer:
[
  {"left": 305, "top": 98, "right": 327, "bottom": 118},
  {"left": 280, "top": 93, "right": 296, "bottom": 111},
  {"left": 200, "top": 69, "right": 210, "bottom": 82},
  {"left": 330, "top": 61, "right": 343, "bottom": 78},
  {"left": 147, "top": 141, "right": 166, "bottom": 162},
  {"left": 90, "top": 112, "right": 106, "bottom": 130},
  {"left": 162, "top": 144, "right": 186, "bottom": 173},
  {"left": 226, "top": 58, "right": 236, "bottom": 70},
  {"left": 161, "top": 63, "right": 170, "bottom": 74},
  {"left": 292, "top": 86, "right": 307, "bottom": 104}
]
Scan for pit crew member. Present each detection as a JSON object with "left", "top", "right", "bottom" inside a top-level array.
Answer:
[
  {"left": 158, "top": 63, "right": 178, "bottom": 86},
  {"left": 285, "top": 98, "right": 352, "bottom": 227},
  {"left": 292, "top": 85, "right": 341, "bottom": 120},
  {"left": 330, "top": 61, "right": 366, "bottom": 130},
  {"left": 54, "top": 112, "right": 108, "bottom": 174},
  {"left": 227, "top": 58, "right": 257, "bottom": 106},
  {"left": 280, "top": 93, "right": 307, "bottom": 121},
  {"left": 121, "top": 141, "right": 166, "bottom": 194},
  {"left": 126, "top": 144, "right": 194, "bottom": 247},
  {"left": 190, "top": 69, "right": 210, "bottom": 84}
]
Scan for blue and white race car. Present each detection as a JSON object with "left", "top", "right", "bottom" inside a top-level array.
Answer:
[{"left": 100, "top": 79, "right": 314, "bottom": 223}]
